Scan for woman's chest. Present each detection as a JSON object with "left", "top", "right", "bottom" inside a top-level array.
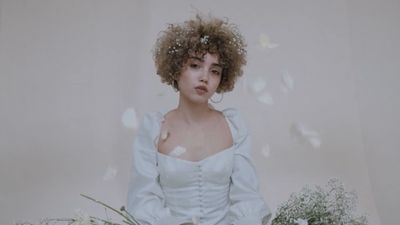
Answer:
[
  {"left": 156, "top": 148, "right": 234, "bottom": 188},
  {"left": 157, "top": 114, "right": 233, "bottom": 162}
]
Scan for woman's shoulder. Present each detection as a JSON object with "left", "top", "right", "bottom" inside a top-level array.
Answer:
[
  {"left": 217, "top": 107, "right": 249, "bottom": 140},
  {"left": 136, "top": 110, "right": 164, "bottom": 137}
]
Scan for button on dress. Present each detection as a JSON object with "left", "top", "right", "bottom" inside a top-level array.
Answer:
[{"left": 127, "top": 108, "right": 271, "bottom": 225}]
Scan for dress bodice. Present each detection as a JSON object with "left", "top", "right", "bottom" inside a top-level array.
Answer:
[
  {"left": 157, "top": 148, "right": 234, "bottom": 225},
  {"left": 127, "top": 107, "right": 271, "bottom": 225}
]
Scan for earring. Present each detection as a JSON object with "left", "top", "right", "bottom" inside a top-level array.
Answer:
[{"left": 210, "top": 92, "right": 224, "bottom": 103}]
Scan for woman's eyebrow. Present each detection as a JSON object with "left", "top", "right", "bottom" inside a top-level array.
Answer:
[
  {"left": 188, "top": 56, "right": 203, "bottom": 61},
  {"left": 211, "top": 63, "right": 222, "bottom": 68},
  {"left": 188, "top": 56, "right": 222, "bottom": 68}
]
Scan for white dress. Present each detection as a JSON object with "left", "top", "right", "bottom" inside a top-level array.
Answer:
[{"left": 127, "top": 107, "right": 271, "bottom": 225}]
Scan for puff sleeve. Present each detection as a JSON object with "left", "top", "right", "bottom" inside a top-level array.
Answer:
[
  {"left": 226, "top": 109, "right": 272, "bottom": 225},
  {"left": 127, "top": 112, "right": 182, "bottom": 225}
]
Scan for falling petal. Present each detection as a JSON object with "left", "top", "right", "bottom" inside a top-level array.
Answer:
[
  {"left": 261, "top": 144, "right": 271, "bottom": 158},
  {"left": 259, "top": 33, "right": 279, "bottom": 49},
  {"left": 103, "top": 165, "right": 118, "bottom": 181},
  {"left": 308, "top": 137, "right": 321, "bottom": 148},
  {"left": 249, "top": 76, "right": 267, "bottom": 93},
  {"left": 240, "top": 76, "right": 250, "bottom": 94},
  {"left": 280, "top": 70, "right": 294, "bottom": 93},
  {"left": 122, "top": 108, "right": 138, "bottom": 130},
  {"left": 192, "top": 216, "right": 199, "bottom": 225},
  {"left": 161, "top": 130, "right": 169, "bottom": 141},
  {"left": 257, "top": 91, "right": 274, "bottom": 105},
  {"left": 169, "top": 145, "right": 187, "bottom": 157},
  {"left": 290, "top": 122, "right": 321, "bottom": 149}
]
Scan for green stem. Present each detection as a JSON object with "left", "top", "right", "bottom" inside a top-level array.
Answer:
[{"left": 80, "top": 194, "right": 135, "bottom": 225}]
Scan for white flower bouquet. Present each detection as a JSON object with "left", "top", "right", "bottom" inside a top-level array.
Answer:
[
  {"left": 16, "top": 194, "right": 139, "bottom": 225},
  {"left": 271, "top": 178, "right": 368, "bottom": 225}
]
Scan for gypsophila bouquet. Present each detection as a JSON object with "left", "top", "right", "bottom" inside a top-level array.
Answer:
[
  {"left": 16, "top": 194, "right": 139, "bottom": 225},
  {"left": 271, "top": 178, "right": 368, "bottom": 225}
]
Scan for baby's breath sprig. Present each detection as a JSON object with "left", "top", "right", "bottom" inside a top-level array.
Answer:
[
  {"left": 271, "top": 178, "right": 368, "bottom": 225},
  {"left": 15, "top": 195, "right": 139, "bottom": 225}
]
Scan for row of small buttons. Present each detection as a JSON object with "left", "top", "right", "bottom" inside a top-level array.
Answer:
[{"left": 197, "top": 164, "right": 203, "bottom": 223}]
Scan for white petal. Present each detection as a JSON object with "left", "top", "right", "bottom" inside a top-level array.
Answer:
[
  {"left": 259, "top": 33, "right": 279, "bottom": 49},
  {"left": 257, "top": 91, "right": 274, "bottom": 105},
  {"left": 240, "top": 76, "right": 251, "bottom": 94},
  {"left": 250, "top": 76, "right": 267, "bottom": 93},
  {"left": 121, "top": 108, "right": 138, "bottom": 130},
  {"left": 169, "top": 145, "right": 187, "bottom": 157},
  {"left": 259, "top": 34, "right": 269, "bottom": 48},
  {"left": 290, "top": 122, "right": 321, "bottom": 149},
  {"left": 161, "top": 130, "right": 169, "bottom": 141},
  {"left": 267, "top": 43, "right": 279, "bottom": 48},
  {"left": 261, "top": 144, "right": 271, "bottom": 158},
  {"left": 280, "top": 70, "right": 294, "bottom": 93},
  {"left": 103, "top": 165, "right": 118, "bottom": 181},
  {"left": 308, "top": 136, "right": 321, "bottom": 148},
  {"left": 192, "top": 216, "right": 199, "bottom": 225}
]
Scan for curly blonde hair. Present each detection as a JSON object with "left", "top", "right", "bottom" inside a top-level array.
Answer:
[{"left": 153, "top": 15, "right": 247, "bottom": 93}]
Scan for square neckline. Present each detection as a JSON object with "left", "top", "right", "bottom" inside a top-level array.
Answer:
[{"left": 154, "top": 109, "right": 236, "bottom": 164}]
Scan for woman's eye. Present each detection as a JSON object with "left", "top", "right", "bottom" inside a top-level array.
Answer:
[
  {"left": 190, "top": 63, "right": 199, "bottom": 68},
  {"left": 212, "top": 70, "right": 221, "bottom": 75}
]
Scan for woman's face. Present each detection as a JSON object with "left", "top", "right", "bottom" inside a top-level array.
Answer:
[{"left": 177, "top": 52, "right": 222, "bottom": 104}]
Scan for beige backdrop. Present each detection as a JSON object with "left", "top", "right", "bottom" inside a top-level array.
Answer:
[{"left": 1, "top": 0, "right": 399, "bottom": 225}]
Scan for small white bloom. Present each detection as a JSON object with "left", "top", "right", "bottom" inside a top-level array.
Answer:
[
  {"left": 73, "top": 209, "right": 93, "bottom": 225},
  {"left": 121, "top": 108, "right": 138, "bottom": 130},
  {"left": 257, "top": 91, "right": 274, "bottom": 105},
  {"left": 103, "top": 165, "right": 118, "bottom": 181},
  {"left": 294, "top": 218, "right": 308, "bottom": 225},
  {"left": 259, "top": 33, "right": 279, "bottom": 49},
  {"left": 169, "top": 146, "right": 187, "bottom": 157},
  {"left": 200, "top": 35, "right": 209, "bottom": 44}
]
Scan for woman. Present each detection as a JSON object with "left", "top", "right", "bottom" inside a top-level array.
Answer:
[{"left": 127, "top": 15, "right": 271, "bottom": 225}]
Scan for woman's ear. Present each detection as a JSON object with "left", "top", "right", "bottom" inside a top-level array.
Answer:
[{"left": 173, "top": 79, "right": 179, "bottom": 92}]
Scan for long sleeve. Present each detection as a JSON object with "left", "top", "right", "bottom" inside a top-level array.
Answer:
[
  {"left": 226, "top": 109, "right": 272, "bottom": 225},
  {"left": 127, "top": 112, "right": 182, "bottom": 225}
]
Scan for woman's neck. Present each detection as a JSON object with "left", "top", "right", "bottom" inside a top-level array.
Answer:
[{"left": 175, "top": 96, "right": 213, "bottom": 125}]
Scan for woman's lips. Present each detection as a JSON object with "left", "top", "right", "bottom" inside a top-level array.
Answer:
[{"left": 195, "top": 86, "right": 208, "bottom": 94}]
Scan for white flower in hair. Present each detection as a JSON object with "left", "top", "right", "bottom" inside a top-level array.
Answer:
[{"left": 200, "top": 35, "right": 209, "bottom": 44}]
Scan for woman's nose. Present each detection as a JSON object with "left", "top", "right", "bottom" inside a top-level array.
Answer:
[{"left": 200, "top": 70, "right": 208, "bottom": 83}]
